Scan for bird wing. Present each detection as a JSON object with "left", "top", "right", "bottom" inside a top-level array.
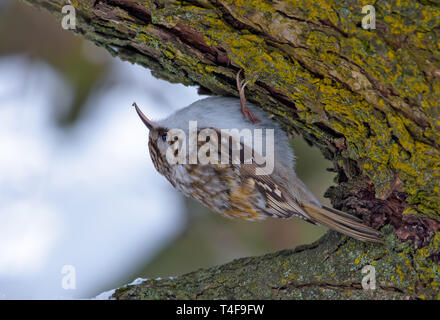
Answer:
[
  {"left": 203, "top": 127, "right": 313, "bottom": 221},
  {"left": 197, "top": 127, "right": 382, "bottom": 242}
]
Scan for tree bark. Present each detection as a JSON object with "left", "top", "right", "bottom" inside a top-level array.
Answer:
[{"left": 24, "top": 0, "right": 440, "bottom": 299}]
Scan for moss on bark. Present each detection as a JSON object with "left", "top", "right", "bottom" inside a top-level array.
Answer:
[{"left": 114, "top": 228, "right": 440, "bottom": 300}]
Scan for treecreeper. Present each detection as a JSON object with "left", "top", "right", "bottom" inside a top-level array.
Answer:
[{"left": 133, "top": 72, "right": 382, "bottom": 243}]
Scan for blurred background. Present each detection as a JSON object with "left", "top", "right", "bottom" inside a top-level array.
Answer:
[{"left": 0, "top": 1, "right": 336, "bottom": 299}]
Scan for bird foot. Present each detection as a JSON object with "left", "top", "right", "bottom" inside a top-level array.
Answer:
[{"left": 236, "top": 70, "right": 260, "bottom": 124}]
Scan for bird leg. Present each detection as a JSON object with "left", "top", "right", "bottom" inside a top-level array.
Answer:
[{"left": 236, "top": 70, "right": 260, "bottom": 123}]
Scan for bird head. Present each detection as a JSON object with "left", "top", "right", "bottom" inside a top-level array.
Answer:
[{"left": 133, "top": 102, "right": 174, "bottom": 178}]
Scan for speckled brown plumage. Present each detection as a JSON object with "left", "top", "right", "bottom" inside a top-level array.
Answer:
[{"left": 133, "top": 94, "right": 383, "bottom": 243}]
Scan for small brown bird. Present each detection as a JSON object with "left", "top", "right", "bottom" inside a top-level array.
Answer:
[{"left": 133, "top": 73, "right": 382, "bottom": 243}]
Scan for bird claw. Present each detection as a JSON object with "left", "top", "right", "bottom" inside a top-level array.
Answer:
[
  {"left": 236, "top": 70, "right": 261, "bottom": 124},
  {"left": 242, "top": 106, "right": 260, "bottom": 123}
]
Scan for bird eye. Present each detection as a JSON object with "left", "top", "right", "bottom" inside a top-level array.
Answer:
[{"left": 161, "top": 133, "right": 167, "bottom": 142}]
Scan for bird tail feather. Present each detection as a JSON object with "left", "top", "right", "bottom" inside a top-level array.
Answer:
[{"left": 302, "top": 203, "right": 383, "bottom": 243}]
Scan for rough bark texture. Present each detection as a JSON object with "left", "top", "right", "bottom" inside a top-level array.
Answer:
[{"left": 24, "top": 0, "right": 440, "bottom": 299}]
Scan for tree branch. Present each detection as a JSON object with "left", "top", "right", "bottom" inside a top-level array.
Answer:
[{"left": 113, "top": 229, "right": 438, "bottom": 300}]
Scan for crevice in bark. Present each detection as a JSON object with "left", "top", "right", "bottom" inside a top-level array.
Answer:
[
  {"left": 274, "top": 281, "right": 404, "bottom": 294},
  {"left": 96, "top": 0, "right": 152, "bottom": 23}
]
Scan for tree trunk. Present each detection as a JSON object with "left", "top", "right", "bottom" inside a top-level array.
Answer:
[{"left": 24, "top": 0, "right": 440, "bottom": 299}]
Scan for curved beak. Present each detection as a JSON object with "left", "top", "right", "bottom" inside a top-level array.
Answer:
[{"left": 132, "top": 102, "right": 156, "bottom": 130}]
